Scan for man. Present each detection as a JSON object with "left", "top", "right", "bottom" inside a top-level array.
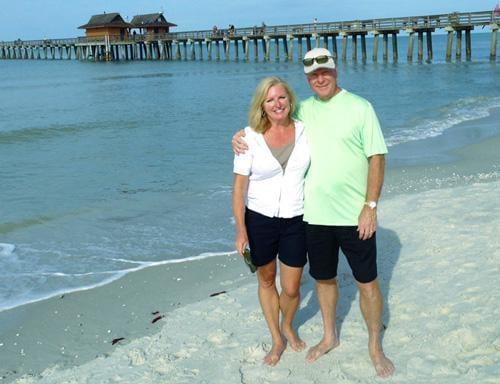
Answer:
[{"left": 233, "top": 48, "right": 394, "bottom": 378}]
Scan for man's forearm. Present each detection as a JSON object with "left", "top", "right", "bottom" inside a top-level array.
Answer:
[{"left": 365, "top": 154, "right": 385, "bottom": 202}]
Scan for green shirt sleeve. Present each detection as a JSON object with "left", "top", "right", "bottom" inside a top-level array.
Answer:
[{"left": 362, "top": 102, "right": 388, "bottom": 158}]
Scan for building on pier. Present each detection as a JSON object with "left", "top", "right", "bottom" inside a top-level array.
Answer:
[
  {"left": 78, "top": 13, "right": 131, "bottom": 41},
  {"left": 130, "top": 13, "right": 177, "bottom": 38}
]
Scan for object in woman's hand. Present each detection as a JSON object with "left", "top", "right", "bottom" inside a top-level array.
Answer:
[{"left": 243, "top": 248, "right": 257, "bottom": 273}]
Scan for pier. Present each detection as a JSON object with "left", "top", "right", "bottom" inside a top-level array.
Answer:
[{"left": 0, "top": 11, "right": 498, "bottom": 63}]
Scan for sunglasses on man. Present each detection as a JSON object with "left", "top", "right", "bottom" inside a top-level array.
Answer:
[{"left": 302, "top": 55, "right": 333, "bottom": 66}]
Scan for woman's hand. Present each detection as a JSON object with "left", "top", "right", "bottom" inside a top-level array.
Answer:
[
  {"left": 232, "top": 130, "right": 248, "bottom": 155},
  {"left": 235, "top": 229, "right": 249, "bottom": 256}
]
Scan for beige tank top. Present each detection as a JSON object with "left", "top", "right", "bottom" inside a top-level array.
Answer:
[{"left": 269, "top": 141, "right": 295, "bottom": 171}]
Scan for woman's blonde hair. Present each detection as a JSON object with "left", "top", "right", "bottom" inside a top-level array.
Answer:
[{"left": 248, "top": 77, "right": 297, "bottom": 134}]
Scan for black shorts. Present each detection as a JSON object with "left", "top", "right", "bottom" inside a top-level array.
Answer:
[
  {"left": 305, "top": 224, "right": 377, "bottom": 283},
  {"left": 245, "top": 208, "right": 307, "bottom": 268}
]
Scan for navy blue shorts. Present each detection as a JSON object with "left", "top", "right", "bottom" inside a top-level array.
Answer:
[
  {"left": 245, "top": 208, "right": 307, "bottom": 268},
  {"left": 305, "top": 224, "right": 377, "bottom": 283}
]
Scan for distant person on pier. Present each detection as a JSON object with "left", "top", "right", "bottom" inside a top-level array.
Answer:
[
  {"left": 231, "top": 48, "right": 395, "bottom": 378},
  {"left": 212, "top": 25, "right": 218, "bottom": 37},
  {"left": 232, "top": 77, "right": 310, "bottom": 366}
]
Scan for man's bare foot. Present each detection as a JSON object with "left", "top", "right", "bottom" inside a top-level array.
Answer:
[
  {"left": 282, "top": 327, "right": 306, "bottom": 352},
  {"left": 263, "top": 341, "right": 286, "bottom": 366},
  {"left": 369, "top": 347, "right": 395, "bottom": 378},
  {"left": 306, "top": 337, "right": 339, "bottom": 363}
]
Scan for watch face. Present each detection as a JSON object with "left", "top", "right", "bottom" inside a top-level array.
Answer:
[{"left": 368, "top": 201, "right": 377, "bottom": 209}]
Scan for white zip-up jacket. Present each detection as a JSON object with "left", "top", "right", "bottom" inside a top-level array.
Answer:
[{"left": 233, "top": 120, "right": 310, "bottom": 218}]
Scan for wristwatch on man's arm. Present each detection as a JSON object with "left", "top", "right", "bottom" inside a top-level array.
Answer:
[{"left": 364, "top": 200, "right": 377, "bottom": 209}]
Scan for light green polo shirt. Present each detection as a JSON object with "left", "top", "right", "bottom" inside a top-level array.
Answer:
[{"left": 295, "top": 89, "right": 388, "bottom": 225}]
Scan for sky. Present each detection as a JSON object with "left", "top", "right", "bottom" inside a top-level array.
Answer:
[{"left": 0, "top": 0, "right": 497, "bottom": 41}]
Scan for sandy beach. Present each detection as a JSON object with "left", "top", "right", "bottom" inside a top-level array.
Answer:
[{"left": 1, "top": 127, "right": 498, "bottom": 383}]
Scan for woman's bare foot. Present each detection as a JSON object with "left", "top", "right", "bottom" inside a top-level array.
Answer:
[
  {"left": 306, "top": 337, "right": 339, "bottom": 363},
  {"left": 369, "top": 344, "right": 395, "bottom": 378},
  {"left": 282, "top": 327, "right": 306, "bottom": 352},
  {"left": 263, "top": 340, "right": 286, "bottom": 366}
]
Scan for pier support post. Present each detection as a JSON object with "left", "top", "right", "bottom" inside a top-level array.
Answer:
[
  {"left": 234, "top": 39, "right": 239, "bottom": 60},
  {"left": 391, "top": 33, "right": 398, "bottom": 62},
  {"left": 331, "top": 35, "right": 338, "bottom": 61},
  {"left": 198, "top": 40, "right": 203, "bottom": 60},
  {"left": 168, "top": 42, "right": 173, "bottom": 60},
  {"left": 174, "top": 41, "right": 180, "bottom": 60},
  {"left": 183, "top": 41, "right": 188, "bottom": 60},
  {"left": 341, "top": 33, "right": 347, "bottom": 61},
  {"left": 190, "top": 40, "right": 196, "bottom": 60},
  {"left": 372, "top": 31, "right": 379, "bottom": 62},
  {"left": 417, "top": 31, "right": 424, "bottom": 61},
  {"left": 283, "top": 35, "right": 293, "bottom": 61},
  {"left": 274, "top": 37, "right": 280, "bottom": 61},
  {"left": 490, "top": 23, "right": 498, "bottom": 61},
  {"left": 224, "top": 37, "right": 230, "bottom": 60},
  {"left": 313, "top": 33, "right": 320, "bottom": 48},
  {"left": 456, "top": 30, "right": 462, "bottom": 60},
  {"left": 253, "top": 38, "right": 258, "bottom": 61},
  {"left": 306, "top": 36, "right": 312, "bottom": 51},
  {"left": 283, "top": 36, "right": 290, "bottom": 61},
  {"left": 264, "top": 36, "right": 270, "bottom": 61},
  {"left": 243, "top": 37, "right": 249, "bottom": 61},
  {"left": 445, "top": 27, "right": 454, "bottom": 62},
  {"left": 465, "top": 28, "right": 472, "bottom": 60},
  {"left": 361, "top": 33, "right": 367, "bottom": 61},
  {"left": 352, "top": 34, "right": 357, "bottom": 61},
  {"left": 298, "top": 37, "right": 303, "bottom": 60},
  {"left": 383, "top": 33, "right": 388, "bottom": 61},
  {"left": 206, "top": 39, "right": 212, "bottom": 60},
  {"left": 407, "top": 31, "right": 415, "bottom": 62},
  {"left": 215, "top": 40, "right": 221, "bottom": 60},
  {"left": 426, "top": 30, "right": 433, "bottom": 61}
]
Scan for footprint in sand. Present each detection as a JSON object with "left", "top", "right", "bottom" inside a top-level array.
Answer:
[
  {"left": 206, "top": 329, "right": 239, "bottom": 348},
  {"left": 239, "top": 366, "right": 291, "bottom": 383},
  {"left": 241, "top": 344, "right": 266, "bottom": 363},
  {"left": 127, "top": 348, "right": 147, "bottom": 366}
]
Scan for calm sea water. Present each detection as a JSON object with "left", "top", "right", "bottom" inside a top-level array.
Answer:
[{"left": 0, "top": 32, "right": 499, "bottom": 311}]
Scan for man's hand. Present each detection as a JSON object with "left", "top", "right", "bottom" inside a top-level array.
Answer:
[
  {"left": 357, "top": 205, "right": 377, "bottom": 240},
  {"left": 232, "top": 129, "right": 248, "bottom": 155}
]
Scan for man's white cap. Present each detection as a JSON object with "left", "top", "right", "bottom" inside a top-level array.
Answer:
[{"left": 303, "top": 48, "right": 336, "bottom": 74}]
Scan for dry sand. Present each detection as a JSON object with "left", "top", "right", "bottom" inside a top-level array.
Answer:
[{"left": 8, "top": 178, "right": 500, "bottom": 384}]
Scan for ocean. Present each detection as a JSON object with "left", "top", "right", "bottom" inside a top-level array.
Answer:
[{"left": 0, "top": 32, "right": 499, "bottom": 312}]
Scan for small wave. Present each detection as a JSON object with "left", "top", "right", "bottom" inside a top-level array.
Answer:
[
  {"left": 386, "top": 96, "right": 500, "bottom": 147},
  {"left": 108, "top": 250, "right": 235, "bottom": 267},
  {"left": 0, "top": 120, "right": 138, "bottom": 145},
  {"left": 0, "top": 243, "right": 16, "bottom": 257},
  {"left": 0, "top": 250, "right": 237, "bottom": 313},
  {"left": 94, "top": 73, "right": 173, "bottom": 81}
]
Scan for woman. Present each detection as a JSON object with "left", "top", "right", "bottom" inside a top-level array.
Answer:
[{"left": 232, "top": 77, "right": 310, "bottom": 366}]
